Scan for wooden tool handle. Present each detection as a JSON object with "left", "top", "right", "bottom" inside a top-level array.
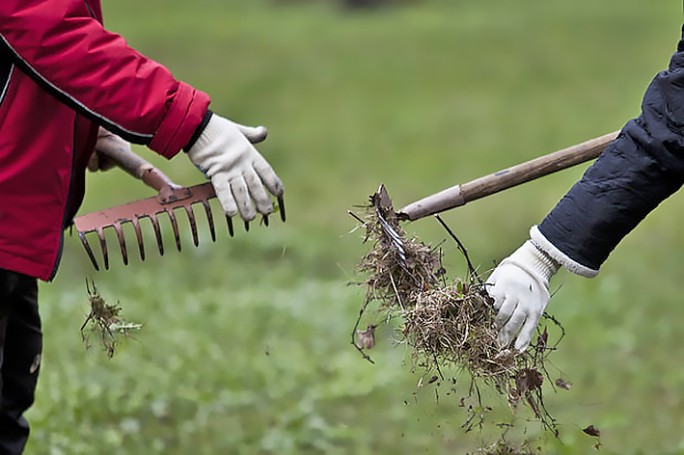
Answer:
[
  {"left": 94, "top": 139, "right": 180, "bottom": 192},
  {"left": 398, "top": 130, "right": 620, "bottom": 221}
]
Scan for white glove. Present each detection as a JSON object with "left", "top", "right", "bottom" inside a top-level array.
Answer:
[
  {"left": 88, "top": 127, "right": 129, "bottom": 172},
  {"left": 186, "top": 114, "right": 284, "bottom": 221},
  {"left": 486, "top": 240, "right": 559, "bottom": 351}
]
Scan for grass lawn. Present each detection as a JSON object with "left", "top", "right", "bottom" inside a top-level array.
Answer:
[{"left": 24, "top": 1, "right": 684, "bottom": 453}]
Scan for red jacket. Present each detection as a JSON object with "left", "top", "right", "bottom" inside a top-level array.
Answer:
[{"left": 0, "top": 0, "right": 211, "bottom": 280}]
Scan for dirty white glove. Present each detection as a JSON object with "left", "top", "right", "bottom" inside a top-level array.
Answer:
[
  {"left": 486, "top": 240, "right": 559, "bottom": 352},
  {"left": 88, "top": 127, "right": 129, "bottom": 172},
  {"left": 186, "top": 113, "right": 284, "bottom": 221}
]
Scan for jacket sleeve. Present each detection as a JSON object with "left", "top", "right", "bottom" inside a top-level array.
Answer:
[
  {"left": 534, "top": 25, "right": 684, "bottom": 276},
  {"left": 0, "top": 0, "right": 210, "bottom": 158}
]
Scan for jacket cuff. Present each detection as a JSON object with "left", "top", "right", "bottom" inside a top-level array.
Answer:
[
  {"left": 148, "top": 82, "right": 211, "bottom": 158},
  {"left": 530, "top": 225, "right": 599, "bottom": 278}
]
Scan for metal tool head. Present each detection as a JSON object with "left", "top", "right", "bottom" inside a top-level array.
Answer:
[
  {"left": 374, "top": 184, "right": 394, "bottom": 215},
  {"left": 74, "top": 182, "right": 287, "bottom": 271},
  {"left": 372, "top": 184, "right": 407, "bottom": 267}
]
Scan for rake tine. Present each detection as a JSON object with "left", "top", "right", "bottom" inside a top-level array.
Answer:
[
  {"left": 113, "top": 222, "right": 128, "bottom": 266},
  {"left": 78, "top": 231, "right": 100, "bottom": 271},
  {"left": 201, "top": 199, "right": 216, "bottom": 242},
  {"left": 244, "top": 220, "right": 250, "bottom": 232},
  {"left": 183, "top": 205, "right": 199, "bottom": 247},
  {"left": 166, "top": 209, "right": 182, "bottom": 251},
  {"left": 226, "top": 215, "right": 234, "bottom": 237},
  {"left": 96, "top": 227, "right": 109, "bottom": 271},
  {"left": 262, "top": 214, "right": 269, "bottom": 227},
  {"left": 149, "top": 214, "right": 165, "bottom": 256},
  {"left": 131, "top": 217, "right": 146, "bottom": 261},
  {"left": 278, "top": 196, "right": 286, "bottom": 222}
]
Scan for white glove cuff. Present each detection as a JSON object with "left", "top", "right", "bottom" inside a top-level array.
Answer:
[
  {"left": 530, "top": 226, "right": 598, "bottom": 278},
  {"left": 188, "top": 114, "right": 226, "bottom": 156},
  {"left": 503, "top": 240, "right": 559, "bottom": 284}
]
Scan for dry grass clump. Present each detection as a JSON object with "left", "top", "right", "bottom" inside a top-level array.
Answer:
[
  {"left": 403, "top": 284, "right": 514, "bottom": 380},
  {"left": 350, "top": 188, "right": 563, "bottom": 436},
  {"left": 81, "top": 279, "right": 142, "bottom": 358},
  {"left": 358, "top": 209, "right": 441, "bottom": 310}
]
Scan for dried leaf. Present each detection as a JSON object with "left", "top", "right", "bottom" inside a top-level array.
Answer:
[
  {"left": 583, "top": 425, "right": 601, "bottom": 437},
  {"left": 356, "top": 325, "right": 376, "bottom": 349},
  {"left": 555, "top": 377, "right": 572, "bottom": 390},
  {"left": 515, "top": 368, "right": 544, "bottom": 393}
]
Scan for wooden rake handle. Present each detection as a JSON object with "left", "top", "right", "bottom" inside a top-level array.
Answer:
[
  {"left": 93, "top": 137, "right": 197, "bottom": 204},
  {"left": 94, "top": 139, "right": 181, "bottom": 193},
  {"left": 398, "top": 130, "right": 620, "bottom": 221}
]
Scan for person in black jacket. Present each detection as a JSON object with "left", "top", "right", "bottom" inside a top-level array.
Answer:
[{"left": 487, "top": 25, "right": 684, "bottom": 352}]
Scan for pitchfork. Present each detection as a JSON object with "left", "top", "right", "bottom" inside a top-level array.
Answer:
[{"left": 74, "top": 142, "right": 285, "bottom": 271}]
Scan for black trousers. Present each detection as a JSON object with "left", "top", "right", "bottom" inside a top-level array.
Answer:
[{"left": 0, "top": 269, "right": 41, "bottom": 455}]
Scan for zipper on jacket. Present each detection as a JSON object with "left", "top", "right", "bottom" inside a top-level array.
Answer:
[
  {"left": 83, "top": 0, "right": 96, "bottom": 18},
  {"left": 48, "top": 2, "right": 96, "bottom": 280},
  {"left": 0, "top": 43, "right": 14, "bottom": 107},
  {"left": 0, "top": 63, "right": 13, "bottom": 106},
  {"left": 49, "top": 117, "right": 80, "bottom": 281}
]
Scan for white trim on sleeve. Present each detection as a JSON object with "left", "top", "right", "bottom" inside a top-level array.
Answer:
[{"left": 530, "top": 225, "right": 599, "bottom": 278}]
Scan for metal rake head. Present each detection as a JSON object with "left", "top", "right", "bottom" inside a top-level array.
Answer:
[{"left": 73, "top": 182, "right": 286, "bottom": 271}]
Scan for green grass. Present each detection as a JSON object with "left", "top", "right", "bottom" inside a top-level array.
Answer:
[{"left": 24, "top": 1, "right": 684, "bottom": 453}]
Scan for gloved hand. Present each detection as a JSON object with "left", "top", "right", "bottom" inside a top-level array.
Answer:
[
  {"left": 88, "top": 127, "right": 129, "bottom": 172},
  {"left": 486, "top": 240, "right": 559, "bottom": 351},
  {"left": 186, "top": 113, "right": 284, "bottom": 221}
]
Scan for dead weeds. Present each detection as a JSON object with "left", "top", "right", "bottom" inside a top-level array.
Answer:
[
  {"left": 349, "top": 188, "right": 566, "bottom": 439},
  {"left": 81, "top": 278, "right": 142, "bottom": 358}
]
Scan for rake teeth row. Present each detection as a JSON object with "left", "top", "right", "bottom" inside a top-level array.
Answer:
[
  {"left": 90, "top": 206, "right": 206, "bottom": 271},
  {"left": 75, "top": 206, "right": 227, "bottom": 271},
  {"left": 76, "top": 190, "right": 288, "bottom": 271}
]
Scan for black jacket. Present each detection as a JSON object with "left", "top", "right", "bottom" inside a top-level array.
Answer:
[{"left": 535, "top": 25, "right": 684, "bottom": 276}]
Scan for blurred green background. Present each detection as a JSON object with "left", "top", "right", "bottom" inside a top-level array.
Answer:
[{"left": 26, "top": 0, "right": 684, "bottom": 453}]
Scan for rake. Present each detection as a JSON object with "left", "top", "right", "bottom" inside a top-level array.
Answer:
[{"left": 73, "top": 143, "right": 285, "bottom": 271}]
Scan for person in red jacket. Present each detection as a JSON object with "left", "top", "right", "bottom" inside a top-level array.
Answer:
[{"left": 0, "top": 2, "right": 284, "bottom": 452}]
